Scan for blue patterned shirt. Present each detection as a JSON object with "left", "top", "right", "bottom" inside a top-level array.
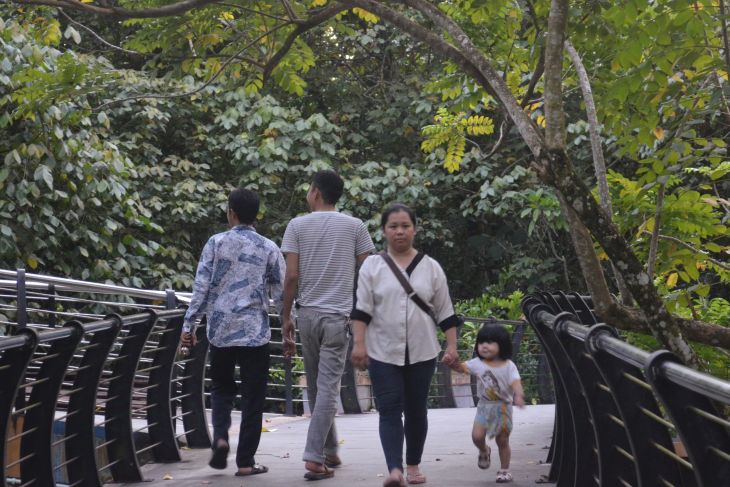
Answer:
[{"left": 182, "top": 225, "right": 285, "bottom": 347}]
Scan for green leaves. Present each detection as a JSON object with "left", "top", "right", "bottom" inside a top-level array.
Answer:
[{"left": 421, "top": 108, "right": 494, "bottom": 173}]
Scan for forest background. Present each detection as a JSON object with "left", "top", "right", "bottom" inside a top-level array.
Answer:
[{"left": 0, "top": 0, "right": 728, "bottom": 370}]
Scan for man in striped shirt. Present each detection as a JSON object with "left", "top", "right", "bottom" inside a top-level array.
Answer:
[{"left": 281, "top": 170, "right": 375, "bottom": 481}]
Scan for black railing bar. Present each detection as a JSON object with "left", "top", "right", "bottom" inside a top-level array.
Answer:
[
  {"left": 136, "top": 441, "right": 164, "bottom": 455},
  {"left": 0, "top": 270, "right": 192, "bottom": 303},
  {"left": 461, "top": 316, "right": 526, "bottom": 325},
  {"left": 561, "top": 319, "right": 589, "bottom": 341},
  {"left": 132, "top": 403, "right": 158, "bottom": 414},
  {"left": 133, "top": 383, "right": 160, "bottom": 393},
  {"left": 13, "top": 401, "right": 42, "bottom": 414},
  {"left": 709, "top": 446, "right": 730, "bottom": 462},
  {"left": 51, "top": 432, "right": 79, "bottom": 447},
  {"left": 19, "top": 479, "right": 36, "bottom": 487},
  {"left": 640, "top": 407, "right": 675, "bottom": 429},
  {"left": 661, "top": 360, "right": 730, "bottom": 403},
  {"left": 0, "top": 304, "right": 105, "bottom": 320},
  {"left": 658, "top": 478, "right": 676, "bottom": 487},
  {"left": 0, "top": 334, "right": 31, "bottom": 351},
  {"left": 170, "top": 393, "right": 193, "bottom": 401},
  {"left": 5, "top": 452, "right": 36, "bottom": 468},
  {"left": 651, "top": 441, "right": 693, "bottom": 469},
  {"left": 53, "top": 454, "right": 81, "bottom": 470},
  {"left": 0, "top": 292, "right": 167, "bottom": 309},
  {"left": 622, "top": 371, "right": 653, "bottom": 391},
  {"left": 171, "top": 411, "right": 194, "bottom": 420},
  {"left": 139, "top": 348, "right": 166, "bottom": 357},
  {"left": 597, "top": 383, "right": 612, "bottom": 393},
  {"left": 136, "top": 364, "right": 163, "bottom": 374},
  {"left": 618, "top": 477, "right": 632, "bottom": 487},
  {"left": 6, "top": 426, "right": 39, "bottom": 441},
  {"left": 595, "top": 333, "right": 650, "bottom": 369},
  {"left": 170, "top": 375, "right": 194, "bottom": 383},
  {"left": 97, "top": 459, "right": 121, "bottom": 471},
  {"left": 29, "top": 351, "right": 63, "bottom": 362},
  {"left": 607, "top": 414, "right": 625, "bottom": 428},
  {"left": 688, "top": 406, "right": 730, "bottom": 428},
  {"left": 76, "top": 342, "right": 101, "bottom": 352},
  {"left": 133, "top": 422, "right": 157, "bottom": 433},
  {"left": 175, "top": 428, "right": 198, "bottom": 438},
  {"left": 614, "top": 445, "right": 634, "bottom": 462},
  {"left": 18, "top": 377, "right": 49, "bottom": 388},
  {"left": 68, "top": 478, "right": 84, "bottom": 487},
  {"left": 95, "top": 438, "right": 118, "bottom": 450}
]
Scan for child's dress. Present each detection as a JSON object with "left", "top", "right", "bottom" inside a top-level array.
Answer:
[{"left": 466, "top": 358, "right": 520, "bottom": 438}]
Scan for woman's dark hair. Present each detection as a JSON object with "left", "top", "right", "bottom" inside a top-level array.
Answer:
[
  {"left": 380, "top": 203, "right": 417, "bottom": 229},
  {"left": 474, "top": 324, "right": 513, "bottom": 360},
  {"left": 312, "top": 170, "right": 344, "bottom": 205},
  {"left": 228, "top": 188, "right": 259, "bottom": 225}
]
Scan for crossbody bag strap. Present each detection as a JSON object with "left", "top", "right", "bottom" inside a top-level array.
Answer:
[{"left": 379, "top": 251, "right": 438, "bottom": 323}]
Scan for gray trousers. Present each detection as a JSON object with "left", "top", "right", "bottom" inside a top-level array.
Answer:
[{"left": 297, "top": 307, "right": 350, "bottom": 464}]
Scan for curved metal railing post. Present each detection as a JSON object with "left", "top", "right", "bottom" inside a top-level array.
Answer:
[
  {"left": 645, "top": 350, "right": 730, "bottom": 487},
  {"left": 66, "top": 316, "right": 123, "bottom": 487},
  {"left": 0, "top": 329, "right": 37, "bottom": 485},
  {"left": 20, "top": 322, "right": 84, "bottom": 487},
  {"left": 521, "top": 296, "right": 574, "bottom": 486},
  {"left": 105, "top": 311, "right": 156, "bottom": 482},
  {"left": 179, "top": 324, "right": 211, "bottom": 448},
  {"left": 146, "top": 310, "right": 184, "bottom": 462}
]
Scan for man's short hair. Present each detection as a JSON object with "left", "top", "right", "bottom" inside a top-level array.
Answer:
[
  {"left": 228, "top": 188, "right": 259, "bottom": 225},
  {"left": 312, "top": 170, "right": 344, "bottom": 205}
]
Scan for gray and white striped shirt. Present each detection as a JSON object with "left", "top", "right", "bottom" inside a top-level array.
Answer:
[{"left": 281, "top": 211, "right": 374, "bottom": 315}]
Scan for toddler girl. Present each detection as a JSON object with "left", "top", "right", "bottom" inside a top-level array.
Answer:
[{"left": 449, "top": 324, "right": 525, "bottom": 483}]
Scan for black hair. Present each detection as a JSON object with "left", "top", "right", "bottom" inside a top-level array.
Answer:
[
  {"left": 380, "top": 203, "right": 417, "bottom": 229},
  {"left": 312, "top": 170, "right": 344, "bottom": 205},
  {"left": 474, "top": 324, "right": 513, "bottom": 360},
  {"left": 228, "top": 188, "right": 259, "bottom": 225}
]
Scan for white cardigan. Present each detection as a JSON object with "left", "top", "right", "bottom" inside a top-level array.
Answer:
[{"left": 352, "top": 253, "right": 457, "bottom": 366}]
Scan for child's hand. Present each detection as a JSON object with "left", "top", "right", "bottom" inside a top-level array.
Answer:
[{"left": 514, "top": 394, "right": 525, "bottom": 409}]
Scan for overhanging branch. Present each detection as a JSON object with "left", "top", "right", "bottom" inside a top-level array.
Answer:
[{"left": 16, "top": 0, "right": 223, "bottom": 19}]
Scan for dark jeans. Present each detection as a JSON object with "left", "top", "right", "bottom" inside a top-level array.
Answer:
[
  {"left": 209, "top": 343, "right": 270, "bottom": 468},
  {"left": 368, "top": 357, "right": 437, "bottom": 472}
]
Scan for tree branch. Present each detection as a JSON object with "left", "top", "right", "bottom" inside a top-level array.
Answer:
[
  {"left": 94, "top": 21, "right": 291, "bottom": 111},
  {"left": 543, "top": 0, "right": 567, "bottom": 150},
  {"left": 58, "top": 9, "right": 143, "bottom": 57},
  {"left": 262, "top": 2, "right": 349, "bottom": 81},
  {"left": 17, "top": 0, "right": 223, "bottom": 19},
  {"left": 642, "top": 231, "right": 730, "bottom": 271}
]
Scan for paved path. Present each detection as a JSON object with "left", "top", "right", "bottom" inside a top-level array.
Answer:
[{"left": 118, "top": 405, "right": 554, "bottom": 487}]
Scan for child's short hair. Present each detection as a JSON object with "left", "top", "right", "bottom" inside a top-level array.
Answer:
[{"left": 474, "top": 324, "right": 513, "bottom": 360}]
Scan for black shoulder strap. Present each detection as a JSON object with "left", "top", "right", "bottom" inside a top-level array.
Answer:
[{"left": 379, "top": 251, "right": 437, "bottom": 323}]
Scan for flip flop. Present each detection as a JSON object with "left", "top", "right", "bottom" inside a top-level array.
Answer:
[
  {"left": 324, "top": 455, "right": 342, "bottom": 468},
  {"left": 235, "top": 464, "right": 269, "bottom": 476},
  {"left": 208, "top": 441, "right": 229, "bottom": 470},
  {"left": 478, "top": 445, "right": 491, "bottom": 469},
  {"left": 304, "top": 465, "right": 334, "bottom": 481},
  {"left": 406, "top": 471, "right": 426, "bottom": 484}
]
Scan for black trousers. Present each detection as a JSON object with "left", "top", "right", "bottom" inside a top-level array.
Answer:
[{"left": 209, "top": 343, "right": 270, "bottom": 468}]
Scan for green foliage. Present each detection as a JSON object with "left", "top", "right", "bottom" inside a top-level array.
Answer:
[{"left": 421, "top": 108, "right": 494, "bottom": 172}]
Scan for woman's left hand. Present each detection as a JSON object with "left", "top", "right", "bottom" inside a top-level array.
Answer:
[{"left": 441, "top": 345, "right": 458, "bottom": 366}]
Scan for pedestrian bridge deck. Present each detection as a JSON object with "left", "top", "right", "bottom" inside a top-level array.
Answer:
[{"left": 117, "top": 406, "right": 554, "bottom": 487}]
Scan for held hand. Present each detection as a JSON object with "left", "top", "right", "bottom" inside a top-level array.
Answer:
[
  {"left": 514, "top": 394, "right": 526, "bottom": 409},
  {"left": 351, "top": 342, "right": 369, "bottom": 370},
  {"left": 281, "top": 317, "right": 296, "bottom": 359},
  {"left": 441, "top": 345, "right": 458, "bottom": 367},
  {"left": 180, "top": 331, "right": 198, "bottom": 347}
]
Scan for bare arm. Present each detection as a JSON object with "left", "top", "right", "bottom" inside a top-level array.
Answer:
[
  {"left": 281, "top": 252, "right": 299, "bottom": 357},
  {"left": 512, "top": 379, "right": 525, "bottom": 408},
  {"left": 350, "top": 319, "right": 369, "bottom": 369}
]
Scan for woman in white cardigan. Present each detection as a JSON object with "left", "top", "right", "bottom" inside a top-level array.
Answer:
[{"left": 351, "top": 203, "right": 460, "bottom": 487}]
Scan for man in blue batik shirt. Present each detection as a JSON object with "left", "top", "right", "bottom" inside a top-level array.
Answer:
[{"left": 180, "top": 188, "right": 285, "bottom": 477}]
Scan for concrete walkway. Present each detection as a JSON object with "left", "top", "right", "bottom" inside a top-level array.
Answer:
[{"left": 119, "top": 405, "right": 554, "bottom": 487}]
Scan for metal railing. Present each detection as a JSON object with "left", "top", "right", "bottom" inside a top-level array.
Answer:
[
  {"left": 522, "top": 291, "right": 730, "bottom": 487},
  {"left": 0, "top": 268, "right": 553, "bottom": 486}
]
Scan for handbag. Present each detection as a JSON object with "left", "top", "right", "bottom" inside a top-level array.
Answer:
[{"left": 379, "top": 251, "right": 438, "bottom": 325}]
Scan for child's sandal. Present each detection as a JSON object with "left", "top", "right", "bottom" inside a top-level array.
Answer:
[
  {"left": 477, "top": 446, "right": 491, "bottom": 469},
  {"left": 496, "top": 470, "right": 513, "bottom": 483}
]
